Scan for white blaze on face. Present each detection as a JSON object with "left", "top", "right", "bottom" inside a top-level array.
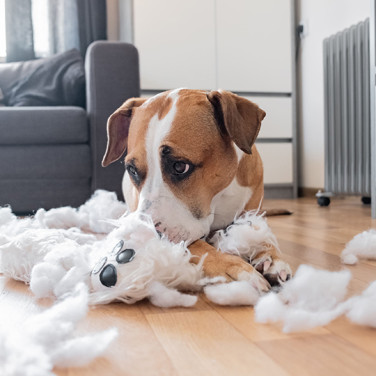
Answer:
[{"left": 135, "top": 89, "right": 213, "bottom": 243}]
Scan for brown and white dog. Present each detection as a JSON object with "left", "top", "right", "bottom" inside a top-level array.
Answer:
[{"left": 102, "top": 89, "right": 291, "bottom": 293}]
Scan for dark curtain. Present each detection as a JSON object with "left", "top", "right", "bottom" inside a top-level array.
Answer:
[
  {"left": 77, "top": 0, "right": 107, "bottom": 56},
  {"left": 5, "top": 0, "right": 107, "bottom": 62}
]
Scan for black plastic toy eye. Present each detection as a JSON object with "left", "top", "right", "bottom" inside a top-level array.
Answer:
[
  {"left": 99, "top": 264, "right": 117, "bottom": 287},
  {"left": 116, "top": 248, "right": 135, "bottom": 264},
  {"left": 111, "top": 240, "right": 124, "bottom": 256}
]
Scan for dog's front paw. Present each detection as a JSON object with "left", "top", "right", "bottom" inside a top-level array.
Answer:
[
  {"left": 189, "top": 239, "right": 271, "bottom": 294},
  {"left": 251, "top": 251, "right": 292, "bottom": 287},
  {"left": 220, "top": 254, "right": 271, "bottom": 293}
]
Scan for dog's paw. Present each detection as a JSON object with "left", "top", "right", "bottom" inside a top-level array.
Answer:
[
  {"left": 251, "top": 251, "right": 292, "bottom": 287},
  {"left": 188, "top": 239, "right": 270, "bottom": 294},
  {"left": 207, "top": 254, "right": 271, "bottom": 294}
]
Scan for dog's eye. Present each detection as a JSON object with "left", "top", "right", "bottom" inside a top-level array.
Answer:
[
  {"left": 173, "top": 161, "right": 190, "bottom": 174},
  {"left": 127, "top": 165, "right": 138, "bottom": 177},
  {"left": 126, "top": 163, "right": 144, "bottom": 186}
]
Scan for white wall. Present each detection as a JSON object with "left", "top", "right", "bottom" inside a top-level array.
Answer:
[{"left": 297, "top": 0, "right": 371, "bottom": 189}]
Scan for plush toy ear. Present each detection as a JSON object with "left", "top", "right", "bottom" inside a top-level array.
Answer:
[
  {"left": 102, "top": 98, "right": 147, "bottom": 167},
  {"left": 206, "top": 90, "right": 266, "bottom": 154}
]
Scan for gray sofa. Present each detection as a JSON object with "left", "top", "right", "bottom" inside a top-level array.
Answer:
[{"left": 0, "top": 42, "right": 140, "bottom": 213}]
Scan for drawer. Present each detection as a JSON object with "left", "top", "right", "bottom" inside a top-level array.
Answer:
[
  {"left": 243, "top": 96, "right": 293, "bottom": 139},
  {"left": 256, "top": 142, "right": 293, "bottom": 184}
]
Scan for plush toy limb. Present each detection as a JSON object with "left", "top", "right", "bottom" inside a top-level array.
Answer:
[
  {"left": 250, "top": 247, "right": 292, "bottom": 287},
  {"left": 209, "top": 210, "right": 292, "bottom": 288},
  {"left": 188, "top": 239, "right": 270, "bottom": 293}
]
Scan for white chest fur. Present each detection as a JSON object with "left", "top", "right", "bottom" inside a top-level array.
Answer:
[{"left": 210, "top": 178, "right": 253, "bottom": 231}]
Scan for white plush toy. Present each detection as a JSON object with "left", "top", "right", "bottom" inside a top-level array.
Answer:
[{"left": 0, "top": 190, "right": 278, "bottom": 307}]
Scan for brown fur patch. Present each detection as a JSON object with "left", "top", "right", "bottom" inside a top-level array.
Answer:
[
  {"left": 236, "top": 145, "right": 264, "bottom": 211},
  {"left": 161, "top": 90, "right": 238, "bottom": 217},
  {"left": 158, "top": 96, "right": 173, "bottom": 120}
]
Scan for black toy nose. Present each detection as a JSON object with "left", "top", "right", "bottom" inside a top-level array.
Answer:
[{"left": 100, "top": 264, "right": 117, "bottom": 287}]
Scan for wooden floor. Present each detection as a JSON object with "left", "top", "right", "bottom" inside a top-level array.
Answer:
[{"left": 2, "top": 196, "right": 376, "bottom": 375}]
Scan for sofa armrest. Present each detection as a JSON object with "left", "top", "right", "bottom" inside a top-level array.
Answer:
[{"left": 85, "top": 41, "right": 140, "bottom": 198}]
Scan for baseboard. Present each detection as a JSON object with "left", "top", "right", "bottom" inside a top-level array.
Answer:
[
  {"left": 298, "top": 187, "right": 323, "bottom": 198},
  {"left": 264, "top": 184, "right": 294, "bottom": 199}
]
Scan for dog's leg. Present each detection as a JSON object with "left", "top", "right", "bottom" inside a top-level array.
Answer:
[
  {"left": 188, "top": 240, "right": 270, "bottom": 293},
  {"left": 250, "top": 246, "right": 292, "bottom": 287}
]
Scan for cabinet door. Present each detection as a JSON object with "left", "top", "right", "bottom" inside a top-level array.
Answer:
[
  {"left": 216, "top": 0, "right": 292, "bottom": 93},
  {"left": 256, "top": 143, "right": 293, "bottom": 184},
  {"left": 243, "top": 96, "right": 293, "bottom": 138},
  {"left": 133, "top": 0, "right": 216, "bottom": 90}
]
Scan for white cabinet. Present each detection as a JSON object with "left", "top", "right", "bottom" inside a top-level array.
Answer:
[
  {"left": 131, "top": 0, "right": 296, "bottom": 197},
  {"left": 256, "top": 143, "right": 293, "bottom": 184},
  {"left": 243, "top": 96, "right": 293, "bottom": 138},
  {"left": 133, "top": 0, "right": 216, "bottom": 90},
  {"left": 216, "top": 0, "right": 292, "bottom": 93}
]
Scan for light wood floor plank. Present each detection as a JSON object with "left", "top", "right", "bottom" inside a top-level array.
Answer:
[
  {"left": 256, "top": 334, "right": 376, "bottom": 376},
  {"left": 145, "top": 310, "right": 288, "bottom": 376},
  {"left": 56, "top": 303, "right": 178, "bottom": 376},
  {"left": 326, "top": 317, "right": 376, "bottom": 358},
  {"left": 205, "top": 302, "right": 330, "bottom": 342}
]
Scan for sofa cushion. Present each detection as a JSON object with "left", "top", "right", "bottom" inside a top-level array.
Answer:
[
  {"left": 0, "top": 179, "right": 91, "bottom": 213},
  {"left": 0, "top": 145, "right": 91, "bottom": 179},
  {"left": 0, "top": 49, "right": 85, "bottom": 107},
  {"left": 0, "top": 107, "right": 88, "bottom": 145}
]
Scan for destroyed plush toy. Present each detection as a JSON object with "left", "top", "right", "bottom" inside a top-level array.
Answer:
[{"left": 0, "top": 190, "right": 280, "bottom": 307}]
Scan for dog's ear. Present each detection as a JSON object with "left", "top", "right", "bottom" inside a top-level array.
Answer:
[
  {"left": 102, "top": 97, "right": 147, "bottom": 167},
  {"left": 207, "top": 90, "right": 266, "bottom": 154}
]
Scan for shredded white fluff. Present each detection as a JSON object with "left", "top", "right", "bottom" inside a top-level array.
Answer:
[
  {"left": 209, "top": 210, "right": 280, "bottom": 261},
  {"left": 204, "top": 281, "right": 260, "bottom": 306},
  {"left": 345, "top": 281, "right": 376, "bottom": 327},
  {"left": 148, "top": 281, "right": 198, "bottom": 307},
  {"left": 341, "top": 229, "right": 376, "bottom": 265},
  {"left": 35, "top": 190, "right": 127, "bottom": 234},
  {"left": 0, "top": 285, "right": 117, "bottom": 376},
  {"left": 254, "top": 264, "right": 376, "bottom": 333}
]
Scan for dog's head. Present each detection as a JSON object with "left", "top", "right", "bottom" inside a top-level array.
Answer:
[{"left": 102, "top": 89, "right": 265, "bottom": 243}]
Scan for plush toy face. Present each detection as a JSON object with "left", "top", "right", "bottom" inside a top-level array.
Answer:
[
  {"left": 88, "top": 211, "right": 203, "bottom": 305},
  {"left": 91, "top": 240, "right": 136, "bottom": 288}
]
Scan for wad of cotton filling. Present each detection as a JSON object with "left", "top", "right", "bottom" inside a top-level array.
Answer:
[
  {"left": 209, "top": 210, "right": 280, "bottom": 260},
  {"left": 341, "top": 229, "right": 376, "bottom": 265},
  {"left": 0, "top": 285, "right": 117, "bottom": 376},
  {"left": 254, "top": 265, "right": 352, "bottom": 332}
]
